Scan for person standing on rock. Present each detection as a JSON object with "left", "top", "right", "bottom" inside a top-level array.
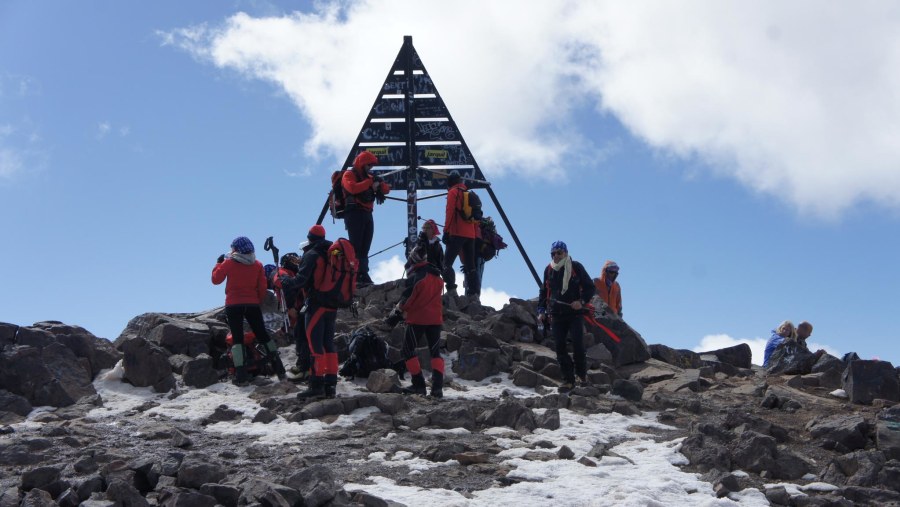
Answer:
[
  {"left": 342, "top": 150, "right": 390, "bottom": 288},
  {"left": 212, "top": 236, "right": 287, "bottom": 385},
  {"left": 537, "top": 241, "right": 596, "bottom": 393},
  {"left": 288, "top": 225, "right": 340, "bottom": 399},
  {"left": 274, "top": 252, "right": 313, "bottom": 380},
  {"left": 391, "top": 245, "right": 446, "bottom": 398},
  {"left": 405, "top": 219, "right": 444, "bottom": 272},
  {"left": 593, "top": 260, "right": 623, "bottom": 318},
  {"left": 442, "top": 173, "right": 480, "bottom": 299},
  {"left": 763, "top": 320, "right": 796, "bottom": 368}
]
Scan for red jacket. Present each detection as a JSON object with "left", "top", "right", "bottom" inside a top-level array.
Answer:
[
  {"left": 211, "top": 259, "right": 267, "bottom": 306},
  {"left": 342, "top": 168, "right": 391, "bottom": 212},
  {"left": 400, "top": 263, "right": 444, "bottom": 325},
  {"left": 444, "top": 183, "right": 476, "bottom": 239}
]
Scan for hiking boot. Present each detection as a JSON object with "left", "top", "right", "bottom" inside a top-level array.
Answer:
[
  {"left": 232, "top": 367, "right": 250, "bottom": 387},
  {"left": 558, "top": 382, "right": 574, "bottom": 394},
  {"left": 324, "top": 374, "right": 337, "bottom": 399},
  {"left": 271, "top": 355, "right": 287, "bottom": 381},
  {"left": 297, "top": 376, "right": 325, "bottom": 400},
  {"left": 401, "top": 373, "right": 427, "bottom": 396},
  {"left": 430, "top": 371, "right": 444, "bottom": 399}
]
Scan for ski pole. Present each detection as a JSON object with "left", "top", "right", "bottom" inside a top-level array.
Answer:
[
  {"left": 263, "top": 236, "right": 280, "bottom": 265},
  {"left": 368, "top": 239, "right": 406, "bottom": 259}
]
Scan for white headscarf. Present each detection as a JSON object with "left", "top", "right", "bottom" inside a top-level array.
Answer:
[{"left": 550, "top": 253, "right": 573, "bottom": 293}]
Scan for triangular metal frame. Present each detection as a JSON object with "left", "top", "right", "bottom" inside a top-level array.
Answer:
[{"left": 316, "top": 36, "right": 540, "bottom": 288}]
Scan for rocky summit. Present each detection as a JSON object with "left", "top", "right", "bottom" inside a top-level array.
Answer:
[{"left": 1, "top": 281, "right": 899, "bottom": 506}]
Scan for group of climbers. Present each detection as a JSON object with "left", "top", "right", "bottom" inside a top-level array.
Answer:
[
  {"left": 763, "top": 320, "right": 816, "bottom": 368},
  {"left": 211, "top": 150, "right": 630, "bottom": 397}
]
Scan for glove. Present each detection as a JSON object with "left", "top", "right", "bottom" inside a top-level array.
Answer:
[{"left": 217, "top": 254, "right": 226, "bottom": 264}]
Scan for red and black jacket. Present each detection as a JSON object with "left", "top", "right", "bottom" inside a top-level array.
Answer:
[{"left": 399, "top": 262, "right": 444, "bottom": 325}]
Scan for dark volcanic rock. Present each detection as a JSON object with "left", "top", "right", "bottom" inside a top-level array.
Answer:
[
  {"left": 182, "top": 354, "right": 220, "bottom": 389},
  {"left": 806, "top": 414, "right": 870, "bottom": 452},
  {"left": 0, "top": 342, "right": 95, "bottom": 407},
  {"left": 121, "top": 337, "right": 175, "bottom": 393},
  {"left": 650, "top": 344, "right": 703, "bottom": 369},
  {"left": 477, "top": 399, "right": 536, "bottom": 431},
  {"left": 585, "top": 299, "right": 650, "bottom": 366},
  {"left": 175, "top": 459, "right": 225, "bottom": 489},
  {"left": 612, "top": 379, "right": 644, "bottom": 402},
  {"left": 842, "top": 359, "right": 899, "bottom": 405},
  {"left": 284, "top": 465, "right": 341, "bottom": 507},
  {"left": 699, "top": 343, "right": 752, "bottom": 369},
  {"left": 454, "top": 342, "right": 507, "bottom": 381}
]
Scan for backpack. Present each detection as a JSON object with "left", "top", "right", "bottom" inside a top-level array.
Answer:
[
  {"left": 476, "top": 217, "right": 507, "bottom": 261},
  {"left": 329, "top": 170, "right": 347, "bottom": 220},
  {"left": 312, "top": 238, "right": 358, "bottom": 308},
  {"left": 459, "top": 189, "right": 484, "bottom": 223},
  {"left": 339, "top": 326, "right": 391, "bottom": 378}
]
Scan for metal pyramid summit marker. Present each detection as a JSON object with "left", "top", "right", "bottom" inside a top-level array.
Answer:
[{"left": 318, "top": 35, "right": 541, "bottom": 287}]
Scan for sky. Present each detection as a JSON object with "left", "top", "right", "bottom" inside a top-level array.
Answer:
[
  {"left": 24, "top": 352, "right": 781, "bottom": 505},
  {"left": 2, "top": 1, "right": 899, "bottom": 365}
]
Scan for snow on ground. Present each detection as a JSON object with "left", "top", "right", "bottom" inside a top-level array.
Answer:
[{"left": 54, "top": 348, "right": 821, "bottom": 505}]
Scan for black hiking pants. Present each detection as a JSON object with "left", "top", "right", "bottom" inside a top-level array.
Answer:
[
  {"left": 344, "top": 205, "right": 374, "bottom": 280},
  {"left": 401, "top": 324, "right": 442, "bottom": 361},
  {"left": 552, "top": 314, "right": 586, "bottom": 384},
  {"left": 225, "top": 304, "right": 272, "bottom": 367},
  {"left": 443, "top": 235, "right": 479, "bottom": 295}
]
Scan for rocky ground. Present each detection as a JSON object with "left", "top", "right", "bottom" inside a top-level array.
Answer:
[{"left": 1, "top": 282, "right": 899, "bottom": 506}]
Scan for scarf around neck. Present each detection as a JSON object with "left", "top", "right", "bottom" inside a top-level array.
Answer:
[
  {"left": 550, "top": 254, "right": 573, "bottom": 294},
  {"left": 231, "top": 252, "right": 256, "bottom": 265}
]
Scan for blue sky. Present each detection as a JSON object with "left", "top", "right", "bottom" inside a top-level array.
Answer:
[{"left": 2, "top": 1, "right": 899, "bottom": 365}]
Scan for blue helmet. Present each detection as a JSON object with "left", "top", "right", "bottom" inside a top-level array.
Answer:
[
  {"left": 231, "top": 236, "right": 255, "bottom": 254},
  {"left": 551, "top": 240, "right": 568, "bottom": 253}
]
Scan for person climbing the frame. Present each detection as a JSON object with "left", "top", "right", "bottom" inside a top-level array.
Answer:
[
  {"left": 537, "top": 241, "right": 596, "bottom": 393},
  {"left": 212, "top": 236, "right": 286, "bottom": 385},
  {"left": 342, "top": 150, "right": 390, "bottom": 288}
]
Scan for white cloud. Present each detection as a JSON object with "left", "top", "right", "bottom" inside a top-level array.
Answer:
[
  {"left": 165, "top": 2, "right": 900, "bottom": 217},
  {"left": 97, "top": 122, "right": 111, "bottom": 140},
  {"left": 370, "top": 255, "right": 405, "bottom": 284},
  {"left": 479, "top": 287, "right": 514, "bottom": 310},
  {"left": 693, "top": 333, "right": 841, "bottom": 366},
  {"left": 0, "top": 148, "right": 23, "bottom": 178}
]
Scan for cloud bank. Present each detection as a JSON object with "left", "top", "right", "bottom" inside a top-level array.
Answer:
[{"left": 163, "top": 1, "right": 900, "bottom": 217}]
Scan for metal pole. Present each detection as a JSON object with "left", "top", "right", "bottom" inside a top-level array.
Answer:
[
  {"left": 403, "top": 35, "right": 418, "bottom": 250},
  {"left": 485, "top": 186, "right": 542, "bottom": 289}
]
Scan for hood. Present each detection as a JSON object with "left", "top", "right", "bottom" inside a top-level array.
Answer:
[{"left": 599, "top": 260, "right": 619, "bottom": 284}]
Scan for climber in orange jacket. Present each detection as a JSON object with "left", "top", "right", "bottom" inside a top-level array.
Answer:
[{"left": 593, "top": 260, "right": 622, "bottom": 317}]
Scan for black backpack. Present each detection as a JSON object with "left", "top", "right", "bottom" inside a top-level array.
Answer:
[{"left": 339, "top": 327, "right": 391, "bottom": 378}]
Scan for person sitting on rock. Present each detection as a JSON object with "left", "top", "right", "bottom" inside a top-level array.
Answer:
[
  {"left": 593, "top": 260, "right": 623, "bottom": 318},
  {"left": 392, "top": 244, "right": 445, "bottom": 398},
  {"left": 796, "top": 321, "right": 813, "bottom": 348},
  {"left": 537, "top": 241, "right": 596, "bottom": 392},
  {"left": 212, "top": 236, "right": 287, "bottom": 385},
  {"left": 763, "top": 320, "right": 796, "bottom": 368}
]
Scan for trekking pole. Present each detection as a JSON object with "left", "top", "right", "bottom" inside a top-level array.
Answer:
[
  {"left": 263, "top": 236, "right": 280, "bottom": 265},
  {"left": 368, "top": 239, "right": 406, "bottom": 259}
]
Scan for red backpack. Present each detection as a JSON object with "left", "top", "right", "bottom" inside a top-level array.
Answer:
[{"left": 313, "top": 238, "right": 358, "bottom": 308}]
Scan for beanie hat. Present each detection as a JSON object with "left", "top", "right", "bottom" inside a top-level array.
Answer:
[
  {"left": 231, "top": 236, "right": 255, "bottom": 254},
  {"left": 264, "top": 264, "right": 277, "bottom": 280},
  {"left": 280, "top": 252, "right": 300, "bottom": 267},
  {"left": 447, "top": 173, "right": 461, "bottom": 187},
  {"left": 551, "top": 240, "right": 567, "bottom": 253},
  {"left": 353, "top": 151, "right": 378, "bottom": 170},
  {"left": 424, "top": 219, "right": 440, "bottom": 236},
  {"left": 308, "top": 224, "right": 326, "bottom": 241}
]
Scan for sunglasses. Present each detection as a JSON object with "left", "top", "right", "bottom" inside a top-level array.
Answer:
[{"left": 551, "top": 250, "right": 565, "bottom": 256}]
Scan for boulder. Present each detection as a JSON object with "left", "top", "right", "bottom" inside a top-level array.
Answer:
[
  {"left": 175, "top": 459, "right": 225, "bottom": 489},
  {"left": 698, "top": 343, "right": 752, "bottom": 369},
  {"left": 806, "top": 414, "right": 870, "bottom": 452},
  {"left": 0, "top": 343, "right": 95, "bottom": 407},
  {"left": 0, "top": 322, "right": 18, "bottom": 347},
  {"left": 585, "top": 299, "right": 650, "bottom": 366},
  {"left": 121, "top": 338, "right": 175, "bottom": 393},
  {"left": 876, "top": 406, "right": 900, "bottom": 460},
  {"left": 427, "top": 403, "right": 476, "bottom": 430},
  {"left": 766, "top": 342, "right": 820, "bottom": 375},
  {"left": 454, "top": 343, "right": 507, "bottom": 381},
  {"left": 476, "top": 399, "right": 536, "bottom": 431},
  {"left": 612, "top": 379, "right": 644, "bottom": 402},
  {"left": 181, "top": 354, "right": 219, "bottom": 389},
  {"left": 35, "top": 323, "right": 122, "bottom": 378},
  {"left": 284, "top": 465, "right": 341, "bottom": 507},
  {"left": 649, "top": 344, "right": 703, "bottom": 369},
  {"left": 842, "top": 359, "right": 899, "bottom": 405},
  {"left": 366, "top": 369, "right": 401, "bottom": 393},
  {"left": 147, "top": 321, "right": 211, "bottom": 357},
  {"left": 0, "top": 389, "right": 32, "bottom": 417},
  {"left": 238, "top": 478, "right": 301, "bottom": 507}
]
